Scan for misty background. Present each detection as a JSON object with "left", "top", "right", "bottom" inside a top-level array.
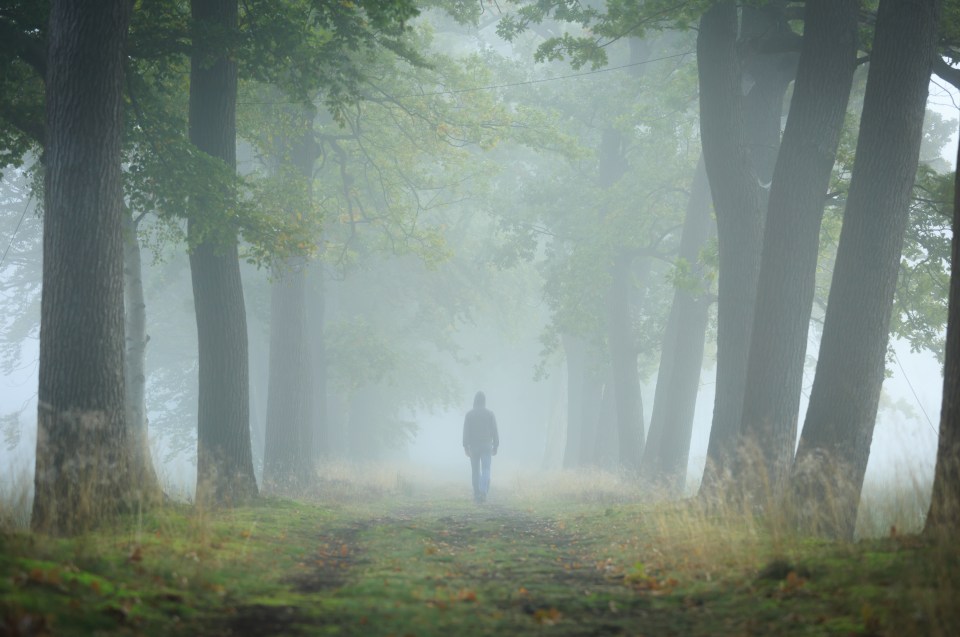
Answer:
[{"left": 0, "top": 4, "right": 955, "bottom": 502}]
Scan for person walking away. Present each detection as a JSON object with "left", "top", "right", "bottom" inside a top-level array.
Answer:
[{"left": 463, "top": 391, "right": 499, "bottom": 503}]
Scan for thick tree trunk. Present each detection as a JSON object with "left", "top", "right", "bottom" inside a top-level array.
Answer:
[
  {"left": 607, "top": 252, "right": 644, "bottom": 473},
  {"left": 791, "top": 0, "right": 940, "bottom": 539},
  {"left": 737, "top": 0, "right": 859, "bottom": 496},
  {"left": 32, "top": 0, "right": 133, "bottom": 534},
  {"left": 263, "top": 258, "right": 313, "bottom": 491},
  {"left": 122, "top": 212, "right": 161, "bottom": 499},
  {"left": 695, "top": 3, "right": 766, "bottom": 496},
  {"left": 925, "top": 139, "right": 960, "bottom": 535},
  {"left": 263, "top": 108, "right": 318, "bottom": 493},
  {"left": 641, "top": 157, "right": 713, "bottom": 495},
  {"left": 189, "top": 0, "right": 257, "bottom": 505}
]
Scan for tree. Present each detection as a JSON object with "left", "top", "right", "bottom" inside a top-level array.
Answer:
[
  {"left": 791, "top": 0, "right": 941, "bottom": 539},
  {"left": 188, "top": 0, "right": 258, "bottom": 505},
  {"left": 641, "top": 156, "right": 714, "bottom": 494},
  {"left": 122, "top": 209, "right": 161, "bottom": 497},
  {"left": 695, "top": 2, "right": 766, "bottom": 496},
  {"left": 0, "top": 1, "right": 163, "bottom": 503},
  {"left": 263, "top": 105, "right": 317, "bottom": 492},
  {"left": 736, "top": 0, "right": 859, "bottom": 495},
  {"left": 925, "top": 133, "right": 960, "bottom": 535},
  {"left": 32, "top": 0, "right": 134, "bottom": 533}
]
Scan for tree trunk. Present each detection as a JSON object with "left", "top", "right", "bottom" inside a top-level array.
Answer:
[
  {"left": 561, "top": 333, "right": 587, "bottom": 469},
  {"left": 32, "top": 0, "right": 133, "bottom": 535},
  {"left": 123, "top": 211, "right": 161, "bottom": 499},
  {"left": 791, "top": 0, "right": 940, "bottom": 539},
  {"left": 263, "top": 258, "right": 313, "bottom": 491},
  {"left": 607, "top": 252, "right": 644, "bottom": 473},
  {"left": 925, "top": 137, "right": 960, "bottom": 535},
  {"left": 641, "top": 157, "right": 714, "bottom": 495},
  {"left": 308, "top": 262, "right": 329, "bottom": 458},
  {"left": 695, "top": 2, "right": 767, "bottom": 496},
  {"left": 593, "top": 372, "right": 619, "bottom": 471},
  {"left": 189, "top": 0, "right": 257, "bottom": 505},
  {"left": 737, "top": 0, "right": 859, "bottom": 496},
  {"left": 263, "top": 107, "right": 318, "bottom": 493}
]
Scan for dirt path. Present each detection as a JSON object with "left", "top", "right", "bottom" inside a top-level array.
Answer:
[{"left": 220, "top": 501, "right": 691, "bottom": 637}]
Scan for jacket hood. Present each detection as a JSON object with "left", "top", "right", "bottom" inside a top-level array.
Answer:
[{"left": 473, "top": 391, "right": 486, "bottom": 408}]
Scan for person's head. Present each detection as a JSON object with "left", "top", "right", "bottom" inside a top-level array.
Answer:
[{"left": 473, "top": 391, "right": 486, "bottom": 408}]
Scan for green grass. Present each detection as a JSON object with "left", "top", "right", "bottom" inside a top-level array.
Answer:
[{"left": 1, "top": 473, "right": 958, "bottom": 636}]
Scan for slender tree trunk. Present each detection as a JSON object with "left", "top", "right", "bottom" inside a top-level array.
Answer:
[
  {"left": 593, "top": 372, "right": 618, "bottom": 471},
  {"left": 608, "top": 252, "right": 644, "bottom": 473},
  {"left": 562, "top": 333, "right": 587, "bottom": 469},
  {"left": 123, "top": 211, "right": 161, "bottom": 499},
  {"left": 737, "top": 0, "right": 859, "bottom": 496},
  {"left": 696, "top": 2, "right": 766, "bottom": 496},
  {"left": 189, "top": 0, "right": 257, "bottom": 505},
  {"left": 32, "top": 0, "right": 133, "bottom": 535},
  {"left": 263, "top": 107, "right": 318, "bottom": 493},
  {"left": 308, "top": 262, "right": 329, "bottom": 458},
  {"left": 791, "top": 0, "right": 940, "bottom": 539},
  {"left": 641, "top": 157, "right": 714, "bottom": 494},
  {"left": 925, "top": 138, "right": 960, "bottom": 535}
]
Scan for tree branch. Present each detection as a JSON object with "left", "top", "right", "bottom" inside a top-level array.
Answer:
[{"left": 932, "top": 56, "right": 960, "bottom": 91}]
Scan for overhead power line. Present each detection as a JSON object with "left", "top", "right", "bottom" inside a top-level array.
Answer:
[
  {"left": 892, "top": 348, "right": 940, "bottom": 439},
  {"left": 0, "top": 192, "right": 33, "bottom": 270}
]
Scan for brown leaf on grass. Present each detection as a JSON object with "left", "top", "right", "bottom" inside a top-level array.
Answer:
[
  {"left": 533, "top": 607, "right": 562, "bottom": 625},
  {"left": 779, "top": 571, "right": 806, "bottom": 594}
]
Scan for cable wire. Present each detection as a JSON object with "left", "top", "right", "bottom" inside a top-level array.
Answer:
[
  {"left": 892, "top": 348, "right": 940, "bottom": 438},
  {"left": 0, "top": 192, "right": 33, "bottom": 269}
]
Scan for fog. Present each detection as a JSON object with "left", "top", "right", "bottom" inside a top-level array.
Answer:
[{"left": 0, "top": 4, "right": 956, "bottom": 513}]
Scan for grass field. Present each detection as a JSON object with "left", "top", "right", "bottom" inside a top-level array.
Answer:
[{"left": 1, "top": 467, "right": 957, "bottom": 636}]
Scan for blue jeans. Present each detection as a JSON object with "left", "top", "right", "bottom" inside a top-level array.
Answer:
[{"left": 469, "top": 447, "right": 492, "bottom": 500}]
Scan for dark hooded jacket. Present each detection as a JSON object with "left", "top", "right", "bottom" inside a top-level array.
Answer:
[{"left": 462, "top": 391, "right": 499, "bottom": 453}]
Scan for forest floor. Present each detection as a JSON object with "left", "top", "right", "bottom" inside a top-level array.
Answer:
[{"left": 1, "top": 472, "right": 958, "bottom": 636}]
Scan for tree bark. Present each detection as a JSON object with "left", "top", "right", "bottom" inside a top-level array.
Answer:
[
  {"left": 791, "top": 0, "right": 940, "bottom": 539},
  {"left": 641, "top": 157, "right": 714, "bottom": 495},
  {"left": 737, "top": 0, "right": 859, "bottom": 496},
  {"left": 696, "top": 2, "right": 767, "bottom": 496},
  {"left": 925, "top": 136, "right": 960, "bottom": 535},
  {"left": 32, "top": 0, "right": 133, "bottom": 534},
  {"left": 123, "top": 211, "right": 161, "bottom": 499},
  {"left": 189, "top": 0, "right": 258, "bottom": 505}
]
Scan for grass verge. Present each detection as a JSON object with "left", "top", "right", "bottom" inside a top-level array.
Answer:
[{"left": 0, "top": 473, "right": 957, "bottom": 636}]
